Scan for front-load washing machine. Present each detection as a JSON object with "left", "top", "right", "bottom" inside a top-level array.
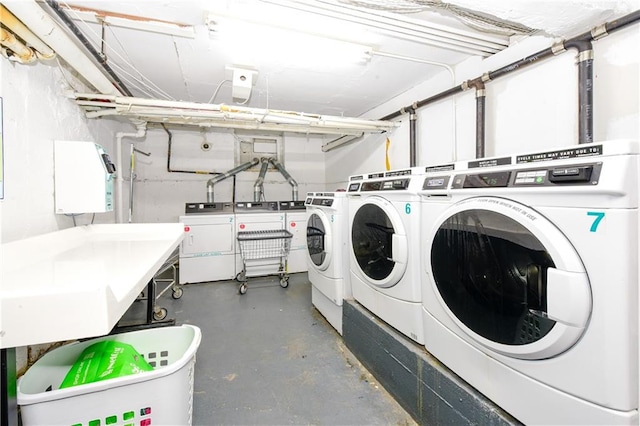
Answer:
[
  {"left": 420, "top": 140, "right": 639, "bottom": 425},
  {"left": 179, "top": 202, "right": 236, "bottom": 283},
  {"left": 305, "top": 191, "right": 351, "bottom": 334},
  {"left": 234, "top": 201, "right": 285, "bottom": 278},
  {"left": 279, "top": 200, "right": 308, "bottom": 274},
  {"left": 347, "top": 167, "right": 424, "bottom": 344}
]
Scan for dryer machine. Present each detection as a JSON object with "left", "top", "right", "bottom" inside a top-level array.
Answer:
[
  {"left": 347, "top": 167, "right": 424, "bottom": 344},
  {"left": 420, "top": 140, "right": 639, "bottom": 425},
  {"left": 279, "top": 200, "right": 308, "bottom": 274},
  {"left": 179, "top": 202, "right": 236, "bottom": 283},
  {"left": 305, "top": 191, "right": 350, "bottom": 334}
]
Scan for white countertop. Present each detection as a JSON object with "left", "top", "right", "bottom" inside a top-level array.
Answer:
[{"left": 0, "top": 223, "right": 185, "bottom": 348}]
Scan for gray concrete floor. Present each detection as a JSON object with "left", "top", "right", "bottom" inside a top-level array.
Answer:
[{"left": 144, "top": 272, "right": 416, "bottom": 425}]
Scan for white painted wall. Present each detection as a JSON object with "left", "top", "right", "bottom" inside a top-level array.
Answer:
[
  {"left": 128, "top": 128, "right": 326, "bottom": 223},
  {"left": 0, "top": 61, "right": 125, "bottom": 244},
  {"left": 327, "top": 27, "right": 640, "bottom": 185}
]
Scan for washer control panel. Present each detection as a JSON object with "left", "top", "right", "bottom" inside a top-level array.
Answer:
[{"left": 452, "top": 162, "right": 602, "bottom": 189}]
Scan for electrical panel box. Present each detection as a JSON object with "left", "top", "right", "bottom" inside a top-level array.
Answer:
[{"left": 54, "top": 140, "right": 116, "bottom": 214}]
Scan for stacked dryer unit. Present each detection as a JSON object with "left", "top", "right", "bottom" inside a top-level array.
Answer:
[
  {"left": 347, "top": 167, "right": 425, "bottom": 344},
  {"left": 419, "top": 140, "right": 639, "bottom": 425},
  {"left": 279, "top": 200, "right": 308, "bottom": 273},
  {"left": 305, "top": 191, "right": 351, "bottom": 334},
  {"left": 234, "top": 201, "right": 285, "bottom": 279}
]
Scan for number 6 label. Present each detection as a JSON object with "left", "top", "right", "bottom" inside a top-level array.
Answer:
[{"left": 587, "top": 211, "right": 605, "bottom": 232}]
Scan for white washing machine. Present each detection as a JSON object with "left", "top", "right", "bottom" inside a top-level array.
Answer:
[
  {"left": 279, "top": 200, "right": 308, "bottom": 274},
  {"left": 347, "top": 167, "right": 424, "bottom": 344},
  {"left": 305, "top": 191, "right": 351, "bottom": 334},
  {"left": 179, "top": 202, "right": 236, "bottom": 284},
  {"left": 419, "top": 140, "right": 639, "bottom": 425},
  {"left": 234, "top": 201, "right": 285, "bottom": 278}
]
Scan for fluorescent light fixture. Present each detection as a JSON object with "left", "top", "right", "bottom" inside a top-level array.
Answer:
[
  {"left": 206, "top": 13, "right": 373, "bottom": 67},
  {"left": 322, "top": 134, "right": 363, "bottom": 152},
  {"left": 63, "top": 6, "right": 195, "bottom": 38},
  {"left": 263, "top": 0, "right": 510, "bottom": 56}
]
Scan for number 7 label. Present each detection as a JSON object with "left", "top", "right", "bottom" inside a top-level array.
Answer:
[{"left": 587, "top": 211, "right": 605, "bottom": 232}]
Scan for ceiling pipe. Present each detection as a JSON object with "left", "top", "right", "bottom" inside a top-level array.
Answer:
[
  {"left": 0, "top": 4, "right": 55, "bottom": 60},
  {"left": 206, "top": 158, "right": 260, "bottom": 203},
  {"left": 0, "top": 27, "right": 36, "bottom": 63},
  {"left": 380, "top": 9, "right": 640, "bottom": 152},
  {"left": 2, "top": 1, "right": 119, "bottom": 95},
  {"left": 268, "top": 158, "right": 299, "bottom": 201},
  {"left": 74, "top": 94, "right": 398, "bottom": 135},
  {"left": 43, "top": 0, "right": 132, "bottom": 96},
  {"left": 253, "top": 159, "right": 270, "bottom": 202},
  {"left": 115, "top": 121, "right": 147, "bottom": 223}
]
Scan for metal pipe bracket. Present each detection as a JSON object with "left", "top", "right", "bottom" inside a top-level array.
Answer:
[{"left": 591, "top": 24, "right": 609, "bottom": 40}]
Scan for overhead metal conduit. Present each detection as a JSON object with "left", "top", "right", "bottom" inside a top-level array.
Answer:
[
  {"left": 43, "top": 0, "right": 132, "bottom": 96},
  {"left": 381, "top": 9, "right": 640, "bottom": 162},
  {"left": 206, "top": 158, "right": 260, "bottom": 203}
]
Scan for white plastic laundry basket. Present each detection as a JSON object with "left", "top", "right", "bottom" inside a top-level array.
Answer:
[{"left": 17, "top": 324, "right": 201, "bottom": 426}]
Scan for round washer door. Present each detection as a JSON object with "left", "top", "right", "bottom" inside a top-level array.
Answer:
[
  {"left": 428, "top": 196, "right": 592, "bottom": 360},
  {"left": 351, "top": 197, "right": 408, "bottom": 288},
  {"left": 307, "top": 210, "right": 332, "bottom": 271}
]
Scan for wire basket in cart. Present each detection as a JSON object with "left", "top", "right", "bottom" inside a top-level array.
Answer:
[{"left": 236, "top": 229, "right": 293, "bottom": 294}]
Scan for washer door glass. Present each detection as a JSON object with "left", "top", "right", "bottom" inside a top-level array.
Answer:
[
  {"left": 307, "top": 212, "right": 331, "bottom": 270},
  {"left": 429, "top": 197, "right": 591, "bottom": 359},
  {"left": 351, "top": 200, "right": 407, "bottom": 287}
]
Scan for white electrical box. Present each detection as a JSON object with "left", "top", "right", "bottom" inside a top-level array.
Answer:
[{"left": 54, "top": 140, "right": 116, "bottom": 214}]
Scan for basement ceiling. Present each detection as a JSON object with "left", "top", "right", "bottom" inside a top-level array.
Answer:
[{"left": 21, "top": 1, "right": 640, "bottom": 119}]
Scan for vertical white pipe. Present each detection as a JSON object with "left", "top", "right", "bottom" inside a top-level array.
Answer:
[{"left": 115, "top": 122, "right": 146, "bottom": 223}]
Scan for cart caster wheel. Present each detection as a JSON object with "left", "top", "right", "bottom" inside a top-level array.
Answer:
[
  {"left": 153, "top": 307, "right": 168, "bottom": 321},
  {"left": 172, "top": 287, "right": 183, "bottom": 299},
  {"left": 239, "top": 283, "right": 248, "bottom": 295},
  {"left": 236, "top": 272, "right": 246, "bottom": 282},
  {"left": 280, "top": 277, "right": 289, "bottom": 288}
]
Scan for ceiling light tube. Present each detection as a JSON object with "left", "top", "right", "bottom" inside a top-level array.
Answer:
[
  {"left": 262, "top": 1, "right": 498, "bottom": 56},
  {"left": 322, "top": 134, "right": 363, "bottom": 152},
  {"left": 263, "top": 0, "right": 509, "bottom": 55},
  {"left": 312, "top": 0, "right": 508, "bottom": 45}
]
